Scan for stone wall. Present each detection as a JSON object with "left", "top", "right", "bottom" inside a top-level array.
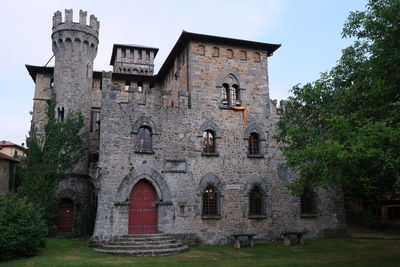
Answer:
[
  {"left": 92, "top": 39, "right": 346, "bottom": 244},
  {"left": 56, "top": 175, "right": 95, "bottom": 236}
]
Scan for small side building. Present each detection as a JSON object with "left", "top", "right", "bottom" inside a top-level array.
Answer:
[
  {"left": 0, "top": 141, "right": 26, "bottom": 158},
  {"left": 0, "top": 152, "right": 19, "bottom": 196}
]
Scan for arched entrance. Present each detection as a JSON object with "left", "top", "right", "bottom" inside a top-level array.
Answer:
[
  {"left": 57, "top": 199, "right": 73, "bottom": 232},
  {"left": 129, "top": 180, "right": 158, "bottom": 234}
]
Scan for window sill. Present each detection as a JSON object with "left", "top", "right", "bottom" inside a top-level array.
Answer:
[
  {"left": 247, "top": 154, "right": 264, "bottom": 158},
  {"left": 300, "top": 213, "right": 317, "bottom": 218},
  {"left": 135, "top": 150, "right": 155, "bottom": 154},
  {"left": 248, "top": 215, "right": 267, "bottom": 219},
  {"left": 219, "top": 104, "right": 231, "bottom": 109},
  {"left": 218, "top": 105, "right": 243, "bottom": 109},
  {"left": 201, "top": 152, "right": 220, "bottom": 157},
  {"left": 201, "top": 215, "right": 221, "bottom": 220}
]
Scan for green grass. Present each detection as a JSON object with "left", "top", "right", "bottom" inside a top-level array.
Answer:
[{"left": 1, "top": 238, "right": 400, "bottom": 266}]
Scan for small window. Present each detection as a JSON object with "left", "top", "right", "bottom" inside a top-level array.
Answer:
[
  {"left": 89, "top": 153, "right": 99, "bottom": 164},
  {"left": 248, "top": 133, "right": 260, "bottom": 155},
  {"left": 57, "top": 107, "right": 64, "bottom": 122},
  {"left": 212, "top": 47, "right": 219, "bottom": 57},
  {"left": 202, "top": 185, "right": 218, "bottom": 216},
  {"left": 14, "top": 150, "right": 18, "bottom": 156},
  {"left": 240, "top": 50, "right": 247, "bottom": 60},
  {"left": 90, "top": 110, "right": 100, "bottom": 132},
  {"left": 249, "top": 186, "right": 264, "bottom": 216},
  {"left": 180, "top": 205, "right": 185, "bottom": 215},
  {"left": 198, "top": 45, "right": 205, "bottom": 56},
  {"left": 254, "top": 52, "right": 261, "bottom": 62},
  {"left": 50, "top": 78, "right": 54, "bottom": 89},
  {"left": 125, "top": 81, "right": 130, "bottom": 91},
  {"left": 203, "top": 130, "right": 215, "bottom": 153},
  {"left": 232, "top": 84, "right": 240, "bottom": 106},
  {"left": 137, "top": 81, "right": 143, "bottom": 92},
  {"left": 121, "top": 49, "right": 126, "bottom": 58},
  {"left": 137, "top": 126, "right": 152, "bottom": 153},
  {"left": 222, "top": 82, "right": 240, "bottom": 106},
  {"left": 86, "top": 63, "right": 91, "bottom": 77},
  {"left": 226, "top": 49, "right": 233, "bottom": 58},
  {"left": 146, "top": 50, "right": 150, "bottom": 61},
  {"left": 138, "top": 50, "right": 142, "bottom": 60},
  {"left": 301, "top": 188, "right": 315, "bottom": 215}
]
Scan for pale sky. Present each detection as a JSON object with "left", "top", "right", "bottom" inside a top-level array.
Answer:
[{"left": 0, "top": 0, "right": 367, "bottom": 146}]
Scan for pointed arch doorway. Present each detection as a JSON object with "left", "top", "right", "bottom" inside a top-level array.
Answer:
[{"left": 128, "top": 180, "right": 158, "bottom": 234}]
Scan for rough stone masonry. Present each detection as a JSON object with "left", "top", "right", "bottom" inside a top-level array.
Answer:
[{"left": 26, "top": 9, "right": 346, "bottom": 244}]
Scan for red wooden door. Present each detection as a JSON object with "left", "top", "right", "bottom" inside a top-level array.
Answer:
[
  {"left": 58, "top": 199, "right": 73, "bottom": 232},
  {"left": 129, "top": 180, "right": 157, "bottom": 234}
]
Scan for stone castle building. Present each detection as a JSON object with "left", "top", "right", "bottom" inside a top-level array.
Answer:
[{"left": 26, "top": 10, "right": 345, "bottom": 247}]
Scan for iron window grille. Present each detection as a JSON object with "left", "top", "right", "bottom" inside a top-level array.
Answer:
[
  {"left": 202, "top": 185, "right": 218, "bottom": 216},
  {"left": 248, "top": 132, "right": 260, "bottom": 155},
  {"left": 249, "top": 186, "right": 264, "bottom": 216},
  {"left": 137, "top": 126, "right": 152, "bottom": 152},
  {"left": 301, "top": 188, "right": 315, "bottom": 215}
]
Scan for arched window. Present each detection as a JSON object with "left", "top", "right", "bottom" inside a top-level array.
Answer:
[
  {"left": 226, "top": 49, "right": 233, "bottom": 58},
  {"left": 254, "top": 52, "right": 261, "bottom": 62},
  {"left": 57, "top": 107, "right": 65, "bottom": 122},
  {"left": 137, "top": 126, "right": 152, "bottom": 153},
  {"left": 240, "top": 50, "right": 247, "bottom": 60},
  {"left": 198, "top": 45, "right": 205, "bottom": 56},
  {"left": 221, "top": 75, "right": 240, "bottom": 106},
  {"left": 232, "top": 84, "right": 240, "bottom": 106},
  {"left": 203, "top": 184, "right": 218, "bottom": 216},
  {"left": 212, "top": 47, "right": 219, "bottom": 57},
  {"left": 203, "top": 130, "right": 215, "bottom": 153},
  {"left": 301, "top": 188, "right": 315, "bottom": 215},
  {"left": 249, "top": 185, "right": 264, "bottom": 216},
  {"left": 248, "top": 132, "right": 260, "bottom": 155}
]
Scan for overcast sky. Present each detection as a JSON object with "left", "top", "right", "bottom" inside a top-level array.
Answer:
[{"left": 0, "top": 0, "right": 367, "bottom": 146}]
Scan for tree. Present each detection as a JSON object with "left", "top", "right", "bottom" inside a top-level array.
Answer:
[
  {"left": 20, "top": 93, "right": 84, "bottom": 229},
  {"left": 0, "top": 194, "right": 47, "bottom": 261},
  {"left": 275, "top": 0, "right": 400, "bottom": 223}
]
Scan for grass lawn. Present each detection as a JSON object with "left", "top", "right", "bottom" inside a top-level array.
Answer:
[{"left": 1, "top": 237, "right": 400, "bottom": 267}]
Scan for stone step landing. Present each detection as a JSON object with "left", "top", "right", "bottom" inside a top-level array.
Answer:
[{"left": 91, "top": 234, "right": 189, "bottom": 256}]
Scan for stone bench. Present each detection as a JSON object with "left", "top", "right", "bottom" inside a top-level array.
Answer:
[
  {"left": 282, "top": 231, "right": 306, "bottom": 246},
  {"left": 233, "top": 233, "right": 256, "bottom": 249}
]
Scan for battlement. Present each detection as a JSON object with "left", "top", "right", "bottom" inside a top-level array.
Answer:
[{"left": 52, "top": 9, "right": 99, "bottom": 36}]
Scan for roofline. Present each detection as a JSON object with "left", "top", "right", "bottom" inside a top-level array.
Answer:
[
  {"left": 157, "top": 31, "right": 281, "bottom": 78},
  {"left": 110, "top": 44, "right": 159, "bottom": 66},
  {"left": 0, "top": 152, "right": 20, "bottom": 162},
  {"left": 25, "top": 65, "right": 53, "bottom": 82},
  {"left": 112, "top": 72, "right": 158, "bottom": 82},
  {"left": 25, "top": 65, "right": 102, "bottom": 82},
  {"left": 0, "top": 143, "right": 27, "bottom": 152}
]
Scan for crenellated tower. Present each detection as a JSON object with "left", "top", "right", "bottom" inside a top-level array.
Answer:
[{"left": 51, "top": 9, "right": 99, "bottom": 173}]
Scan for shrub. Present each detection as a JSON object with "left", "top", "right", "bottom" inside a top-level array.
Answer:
[{"left": 0, "top": 194, "right": 48, "bottom": 261}]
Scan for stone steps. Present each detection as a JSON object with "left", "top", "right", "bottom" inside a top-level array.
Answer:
[{"left": 92, "top": 234, "right": 189, "bottom": 256}]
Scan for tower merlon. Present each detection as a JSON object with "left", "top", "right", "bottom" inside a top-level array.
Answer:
[
  {"left": 79, "top": 10, "right": 87, "bottom": 25},
  {"left": 52, "top": 9, "right": 100, "bottom": 35}
]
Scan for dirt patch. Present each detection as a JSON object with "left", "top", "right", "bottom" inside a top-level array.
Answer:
[
  {"left": 222, "top": 249, "right": 251, "bottom": 257},
  {"left": 179, "top": 250, "right": 218, "bottom": 258}
]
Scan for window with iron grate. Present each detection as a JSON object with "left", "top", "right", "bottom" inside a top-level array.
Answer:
[
  {"left": 249, "top": 185, "right": 264, "bottom": 216},
  {"left": 137, "top": 126, "right": 152, "bottom": 153},
  {"left": 301, "top": 188, "right": 315, "bottom": 215},
  {"left": 248, "top": 132, "right": 260, "bottom": 155},
  {"left": 202, "top": 185, "right": 218, "bottom": 216}
]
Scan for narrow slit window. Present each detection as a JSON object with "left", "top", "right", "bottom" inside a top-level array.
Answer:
[{"left": 57, "top": 107, "right": 65, "bottom": 122}]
